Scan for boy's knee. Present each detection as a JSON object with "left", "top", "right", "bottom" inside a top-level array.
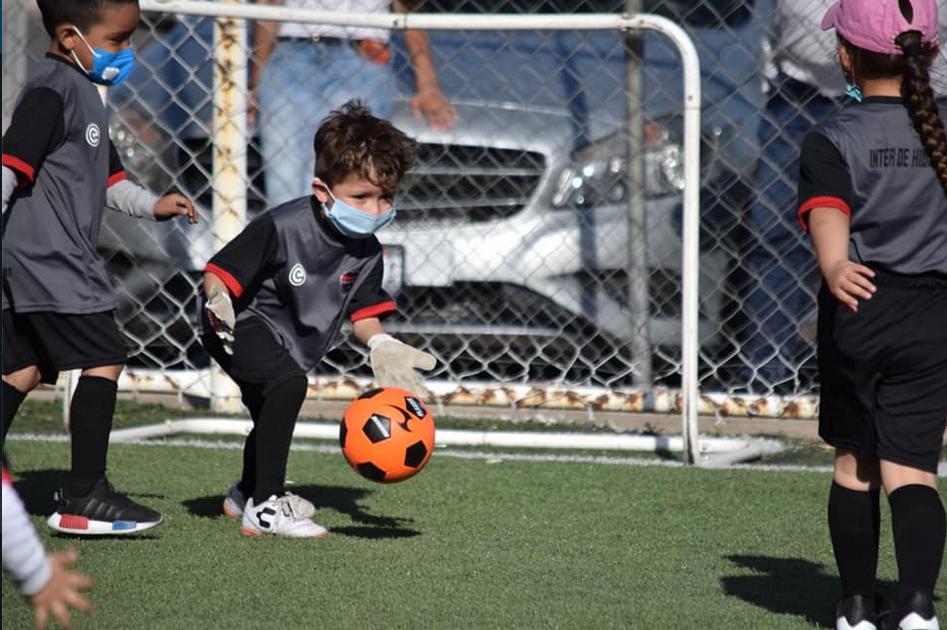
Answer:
[
  {"left": 264, "top": 373, "right": 308, "bottom": 401},
  {"left": 3, "top": 367, "right": 42, "bottom": 393},
  {"left": 81, "top": 364, "right": 124, "bottom": 382},
  {"left": 834, "top": 449, "right": 881, "bottom": 491}
]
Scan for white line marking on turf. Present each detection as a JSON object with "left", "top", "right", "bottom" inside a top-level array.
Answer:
[{"left": 3, "top": 432, "right": 858, "bottom": 473}]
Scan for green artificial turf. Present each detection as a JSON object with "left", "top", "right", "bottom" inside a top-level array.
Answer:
[{"left": 4, "top": 436, "right": 945, "bottom": 629}]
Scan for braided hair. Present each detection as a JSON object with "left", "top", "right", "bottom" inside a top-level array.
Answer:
[{"left": 894, "top": 29, "right": 947, "bottom": 198}]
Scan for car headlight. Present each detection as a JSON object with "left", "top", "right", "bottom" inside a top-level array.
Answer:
[{"left": 550, "top": 119, "right": 724, "bottom": 209}]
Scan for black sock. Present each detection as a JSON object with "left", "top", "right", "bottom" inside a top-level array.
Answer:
[
  {"left": 251, "top": 375, "right": 307, "bottom": 504},
  {"left": 66, "top": 376, "right": 117, "bottom": 497},
  {"left": 889, "top": 484, "right": 946, "bottom": 600},
  {"left": 828, "top": 482, "right": 881, "bottom": 597},
  {"left": 2, "top": 381, "right": 27, "bottom": 443}
]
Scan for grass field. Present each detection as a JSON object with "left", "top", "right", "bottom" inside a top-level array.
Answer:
[{"left": 2, "top": 401, "right": 945, "bottom": 629}]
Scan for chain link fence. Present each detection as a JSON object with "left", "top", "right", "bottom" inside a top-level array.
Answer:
[{"left": 5, "top": 0, "right": 942, "bottom": 414}]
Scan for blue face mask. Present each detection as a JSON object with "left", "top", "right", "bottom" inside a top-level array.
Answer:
[
  {"left": 70, "top": 27, "right": 135, "bottom": 86},
  {"left": 322, "top": 186, "right": 396, "bottom": 238},
  {"left": 844, "top": 83, "right": 863, "bottom": 103}
]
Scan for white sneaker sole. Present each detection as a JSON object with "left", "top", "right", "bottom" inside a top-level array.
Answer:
[
  {"left": 239, "top": 525, "right": 328, "bottom": 539},
  {"left": 895, "top": 613, "right": 939, "bottom": 630},
  {"left": 222, "top": 498, "right": 243, "bottom": 520},
  {"left": 47, "top": 512, "right": 162, "bottom": 535}
]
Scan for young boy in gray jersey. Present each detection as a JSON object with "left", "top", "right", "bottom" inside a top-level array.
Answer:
[
  {"left": 202, "top": 100, "right": 435, "bottom": 538},
  {"left": 797, "top": 1, "right": 947, "bottom": 628},
  {"left": 1, "top": 0, "right": 198, "bottom": 535}
]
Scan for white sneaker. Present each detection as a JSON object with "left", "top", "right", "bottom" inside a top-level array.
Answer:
[
  {"left": 223, "top": 483, "right": 315, "bottom": 520},
  {"left": 240, "top": 495, "right": 328, "bottom": 538}
]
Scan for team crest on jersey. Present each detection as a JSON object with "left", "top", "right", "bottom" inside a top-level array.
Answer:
[
  {"left": 289, "top": 263, "right": 306, "bottom": 287},
  {"left": 340, "top": 271, "right": 358, "bottom": 292},
  {"left": 85, "top": 123, "right": 100, "bottom": 147}
]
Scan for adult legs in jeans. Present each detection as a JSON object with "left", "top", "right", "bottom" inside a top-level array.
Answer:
[
  {"left": 258, "top": 41, "right": 397, "bottom": 206},
  {"left": 742, "top": 82, "right": 841, "bottom": 392}
]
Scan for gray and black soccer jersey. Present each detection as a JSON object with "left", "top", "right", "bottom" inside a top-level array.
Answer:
[
  {"left": 205, "top": 196, "right": 395, "bottom": 372},
  {"left": 2, "top": 54, "right": 127, "bottom": 314},
  {"left": 797, "top": 96, "right": 947, "bottom": 275}
]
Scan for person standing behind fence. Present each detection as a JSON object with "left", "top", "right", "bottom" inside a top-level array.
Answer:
[
  {"left": 251, "top": 0, "right": 456, "bottom": 206},
  {"left": 798, "top": 1, "right": 947, "bottom": 628},
  {"left": 1, "top": 0, "right": 198, "bottom": 535},
  {"left": 741, "top": 0, "right": 946, "bottom": 393}
]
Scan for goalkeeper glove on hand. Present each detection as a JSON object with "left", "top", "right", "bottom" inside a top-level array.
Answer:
[
  {"left": 368, "top": 333, "right": 436, "bottom": 396},
  {"left": 205, "top": 285, "right": 235, "bottom": 355}
]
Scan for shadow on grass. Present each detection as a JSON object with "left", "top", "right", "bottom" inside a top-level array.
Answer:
[
  {"left": 720, "top": 555, "right": 896, "bottom": 629},
  {"left": 183, "top": 483, "right": 420, "bottom": 539}
]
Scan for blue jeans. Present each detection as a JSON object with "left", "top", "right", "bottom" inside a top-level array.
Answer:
[
  {"left": 742, "top": 75, "right": 843, "bottom": 391},
  {"left": 258, "top": 40, "right": 396, "bottom": 206}
]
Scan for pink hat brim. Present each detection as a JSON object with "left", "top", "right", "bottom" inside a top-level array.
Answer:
[{"left": 821, "top": 2, "right": 841, "bottom": 30}]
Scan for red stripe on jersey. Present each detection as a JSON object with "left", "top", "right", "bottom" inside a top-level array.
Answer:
[
  {"left": 107, "top": 170, "right": 127, "bottom": 187},
  {"left": 205, "top": 263, "right": 244, "bottom": 299},
  {"left": 2, "top": 154, "right": 35, "bottom": 184},
  {"left": 2, "top": 466, "right": 12, "bottom": 485},
  {"left": 350, "top": 300, "right": 397, "bottom": 322},
  {"left": 797, "top": 195, "right": 851, "bottom": 232}
]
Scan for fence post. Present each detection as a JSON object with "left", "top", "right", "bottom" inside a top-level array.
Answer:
[
  {"left": 624, "top": 0, "right": 651, "bottom": 388},
  {"left": 210, "top": 1, "right": 249, "bottom": 413}
]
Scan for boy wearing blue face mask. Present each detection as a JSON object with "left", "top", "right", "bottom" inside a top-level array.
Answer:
[
  {"left": 0, "top": 0, "right": 198, "bottom": 535},
  {"left": 201, "top": 100, "right": 434, "bottom": 538}
]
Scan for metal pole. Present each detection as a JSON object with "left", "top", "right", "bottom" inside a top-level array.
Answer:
[
  {"left": 625, "top": 0, "right": 651, "bottom": 387},
  {"left": 210, "top": 1, "right": 248, "bottom": 412}
]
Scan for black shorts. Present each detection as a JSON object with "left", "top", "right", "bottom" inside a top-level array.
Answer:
[
  {"left": 201, "top": 313, "right": 305, "bottom": 394},
  {"left": 2, "top": 310, "right": 127, "bottom": 384},
  {"left": 817, "top": 270, "right": 947, "bottom": 473}
]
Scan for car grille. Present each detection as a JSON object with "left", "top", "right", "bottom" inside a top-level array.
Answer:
[{"left": 397, "top": 143, "right": 546, "bottom": 225}]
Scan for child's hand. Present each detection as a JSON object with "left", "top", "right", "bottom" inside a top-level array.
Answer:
[
  {"left": 154, "top": 193, "right": 198, "bottom": 224},
  {"left": 826, "top": 259, "right": 876, "bottom": 312},
  {"left": 29, "top": 549, "right": 94, "bottom": 630},
  {"left": 205, "top": 285, "right": 235, "bottom": 355},
  {"left": 368, "top": 334, "right": 437, "bottom": 397}
]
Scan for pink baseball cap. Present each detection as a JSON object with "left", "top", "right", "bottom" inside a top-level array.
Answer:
[{"left": 821, "top": 0, "right": 940, "bottom": 55}]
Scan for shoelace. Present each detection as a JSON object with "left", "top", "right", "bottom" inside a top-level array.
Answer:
[{"left": 277, "top": 494, "right": 313, "bottom": 519}]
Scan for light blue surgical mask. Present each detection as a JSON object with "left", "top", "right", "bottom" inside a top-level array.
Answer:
[
  {"left": 70, "top": 27, "right": 135, "bottom": 86},
  {"left": 844, "top": 83, "right": 863, "bottom": 103},
  {"left": 322, "top": 185, "right": 396, "bottom": 238}
]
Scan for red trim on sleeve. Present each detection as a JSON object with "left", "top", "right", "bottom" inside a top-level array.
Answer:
[
  {"left": 205, "top": 263, "right": 244, "bottom": 299},
  {"left": 107, "top": 170, "right": 127, "bottom": 188},
  {"left": 350, "top": 300, "right": 397, "bottom": 322},
  {"left": 797, "top": 195, "right": 852, "bottom": 232},
  {"left": 2, "top": 466, "right": 12, "bottom": 485},
  {"left": 2, "top": 154, "right": 35, "bottom": 184}
]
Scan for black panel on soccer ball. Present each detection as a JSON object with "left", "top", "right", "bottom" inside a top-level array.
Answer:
[
  {"left": 339, "top": 420, "right": 347, "bottom": 448},
  {"left": 358, "top": 388, "right": 384, "bottom": 400},
  {"left": 404, "top": 440, "right": 428, "bottom": 468},
  {"left": 363, "top": 414, "right": 391, "bottom": 443},
  {"left": 404, "top": 396, "right": 426, "bottom": 418},
  {"left": 357, "top": 462, "right": 386, "bottom": 482}
]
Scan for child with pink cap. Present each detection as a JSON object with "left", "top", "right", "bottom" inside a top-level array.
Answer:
[{"left": 798, "top": 0, "right": 947, "bottom": 628}]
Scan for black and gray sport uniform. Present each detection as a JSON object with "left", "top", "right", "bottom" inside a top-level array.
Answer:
[
  {"left": 797, "top": 96, "right": 947, "bottom": 473},
  {"left": 202, "top": 195, "right": 395, "bottom": 385},
  {"left": 1, "top": 54, "right": 129, "bottom": 380}
]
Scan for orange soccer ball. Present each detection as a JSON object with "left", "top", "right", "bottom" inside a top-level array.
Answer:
[{"left": 339, "top": 387, "right": 435, "bottom": 483}]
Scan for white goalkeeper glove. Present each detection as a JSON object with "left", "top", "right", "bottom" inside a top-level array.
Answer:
[
  {"left": 367, "top": 333, "right": 436, "bottom": 396},
  {"left": 205, "top": 285, "right": 235, "bottom": 355}
]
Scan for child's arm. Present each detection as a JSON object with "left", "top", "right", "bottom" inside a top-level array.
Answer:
[
  {"left": 104, "top": 141, "right": 197, "bottom": 223},
  {"left": 2, "top": 166, "right": 16, "bottom": 215},
  {"left": 347, "top": 253, "right": 436, "bottom": 395},
  {"left": 796, "top": 130, "right": 874, "bottom": 312},
  {"left": 202, "top": 213, "right": 280, "bottom": 353},
  {"left": 3, "top": 469, "right": 94, "bottom": 629},
  {"left": 808, "top": 208, "right": 876, "bottom": 312},
  {"left": 2, "top": 87, "right": 65, "bottom": 211}
]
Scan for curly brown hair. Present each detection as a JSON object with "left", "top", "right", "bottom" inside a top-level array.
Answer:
[{"left": 313, "top": 100, "right": 418, "bottom": 198}]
